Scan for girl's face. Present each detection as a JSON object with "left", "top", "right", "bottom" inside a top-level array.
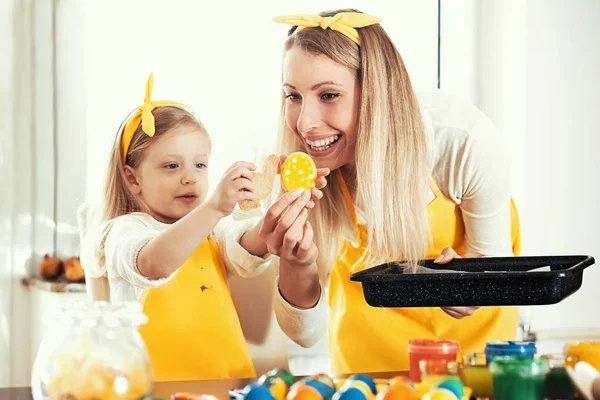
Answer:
[
  {"left": 125, "top": 126, "right": 210, "bottom": 224},
  {"left": 282, "top": 46, "right": 361, "bottom": 171}
]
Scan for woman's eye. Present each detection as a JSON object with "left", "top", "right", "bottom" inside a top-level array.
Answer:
[
  {"left": 321, "top": 93, "right": 340, "bottom": 101},
  {"left": 285, "top": 93, "right": 301, "bottom": 101}
]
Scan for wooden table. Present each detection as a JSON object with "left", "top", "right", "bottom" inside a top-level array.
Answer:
[{"left": 0, "top": 372, "right": 406, "bottom": 400}]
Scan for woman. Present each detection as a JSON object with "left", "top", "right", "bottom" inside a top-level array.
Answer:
[{"left": 259, "top": 9, "right": 520, "bottom": 373}]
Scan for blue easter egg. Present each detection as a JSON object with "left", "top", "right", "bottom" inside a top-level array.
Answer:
[
  {"left": 244, "top": 383, "right": 276, "bottom": 400},
  {"left": 332, "top": 386, "right": 368, "bottom": 400},
  {"left": 346, "top": 374, "right": 377, "bottom": 395}
]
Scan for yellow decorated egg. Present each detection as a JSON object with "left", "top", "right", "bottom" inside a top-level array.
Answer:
[{"left": 281, "top": 152, "right": 317, "bottom": 191}]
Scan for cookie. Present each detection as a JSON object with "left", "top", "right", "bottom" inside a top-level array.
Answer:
[
  {"left": 281, "top": 152, "right": 317, "bottom": 191},
  {"left": 238, "top": 154, "right": 280, "bottom": 210}
]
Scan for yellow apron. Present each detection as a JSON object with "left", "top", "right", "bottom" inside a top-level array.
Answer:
[
  {"left": 138, "top": 238, "right": 256, "bottom": 381},
  {"left": 328, "top": 170, "right": 521, "bottom": 374}
]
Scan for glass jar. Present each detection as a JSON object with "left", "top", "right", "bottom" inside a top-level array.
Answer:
[
  {"left": 407, "top": 339, "right": 459, "bottom": 382},
  {"left": 489, "top": 356, "right": 549, "bottom": 400},
  {"left": 31, "top": 301, "right": 153, "bottom": 400},
  {"left": 461, "top": 352, "right": 493, "bottom": 398},
  {"left": 564, "top": 341, "right": 600, "bottom": 370}
]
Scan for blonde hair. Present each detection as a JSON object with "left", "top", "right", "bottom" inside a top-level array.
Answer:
[
  {"left": 104, "top": 106, "right": 208, "bottom": 221},
  {"left": 278, "top": 9, "right": 431, "bottom": 281}
]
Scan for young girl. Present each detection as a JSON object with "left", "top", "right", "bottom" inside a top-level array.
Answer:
[
  {"left": 260, "top": 10, "right": 522, "bottom": 373},
  {"left": 78, "top": 74, "right": 277, "bottom": 381}
]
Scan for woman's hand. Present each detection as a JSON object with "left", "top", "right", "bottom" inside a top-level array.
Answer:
[
  {"left": 435, "top": 247, "right": 482, "bottom": 319},
  {"left": 260, "top": 189, "right": 317, "bottom": 267}
]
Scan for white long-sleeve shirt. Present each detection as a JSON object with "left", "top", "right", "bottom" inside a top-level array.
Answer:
[
  {"left": 271, "top": 91, "right": 515, "bottom": 348},
  {"left": 80, "top": 210, "right": 274, "bottom": 302}
]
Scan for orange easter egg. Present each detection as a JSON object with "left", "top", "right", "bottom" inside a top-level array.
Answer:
[
  {"left": 287, "top": 384, "right": 323, "bottom": 400},
  {"left": 375, "top": 382, "right": 418, "bottom": 400}
]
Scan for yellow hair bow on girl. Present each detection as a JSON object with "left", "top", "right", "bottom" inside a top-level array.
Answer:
[
  {"left": 121, "top": 73, "right": 188, "bottom": 161},
  {"left": 273, "top": 12, "right": 382, "bottom": 45}
]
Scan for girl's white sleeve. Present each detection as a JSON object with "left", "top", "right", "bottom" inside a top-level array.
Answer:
[
  {"left": 104, "top": 214, "right": 175, "bottom": 289},
  {"left": 212, "top": 211, "right": 276, "bottom": 277}
]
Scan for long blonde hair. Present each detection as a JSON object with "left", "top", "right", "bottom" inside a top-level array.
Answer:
[
  {"left": 104, "top": 106, "right": 207, "bottom": 221},
  {"left": 277, "top": 9, "right": 431, "bottom": 281}
]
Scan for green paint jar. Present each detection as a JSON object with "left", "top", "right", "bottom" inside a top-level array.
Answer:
[{"left": 490, "top": 356, "right": 549, "bottom": 400}]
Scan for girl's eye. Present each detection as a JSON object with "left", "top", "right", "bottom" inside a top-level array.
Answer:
[
  {"left": 196, "top": 163, "right": 207, "bottom": 169},
  {"left": 165, "top": 163, "right": 178, "bottom": 169}
]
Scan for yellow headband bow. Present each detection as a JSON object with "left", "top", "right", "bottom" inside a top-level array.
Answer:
[
  {"left": 121, "top": 73, "right": 188, "bottom": 161},
  {"left": 273, "top": 12, "right": 382, "bottom": 45}
]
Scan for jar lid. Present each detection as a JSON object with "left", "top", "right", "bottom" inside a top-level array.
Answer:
[
  {"left": 564, "top": 341, "right": 600, "bottom": 354},
  {"left": 486, "top": 341, "right": 536, "bottom": 352},
  {"left": 408, "top": 339, "right": 460, "bottom": 354},
  {"left": 57, "top": 301, "right": 148, "bottom": 327}
]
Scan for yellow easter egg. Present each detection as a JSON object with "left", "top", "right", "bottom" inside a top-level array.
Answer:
[{"left": 281, "top": 152, "right": 317, "bottom": 191}]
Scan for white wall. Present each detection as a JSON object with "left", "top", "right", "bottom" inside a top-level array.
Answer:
[
  {"left": 0, "top": 0, "right": 16, "bottom": 387},
  {"left": 458, "top": 0, "right": 600, "bottom": 343},
  {"left": 520, "top": 0, "right": 600, "bottom": 333},
  {"left": 1, "top": 0, "right": 36, "bottom": 388}
]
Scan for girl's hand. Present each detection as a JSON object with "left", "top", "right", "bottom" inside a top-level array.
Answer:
[
  {"left": 207, "top": 161, "right": 256, "bottom": 218},
  {"left": 435, "top": 247, "right": 482, "bottom": 319}
]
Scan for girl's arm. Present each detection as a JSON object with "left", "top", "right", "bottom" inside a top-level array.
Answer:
[{"left": 138, "top": 161, "right": 256, "bottom": 278}]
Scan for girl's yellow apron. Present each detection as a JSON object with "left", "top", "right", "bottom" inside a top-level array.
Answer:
[
  {"left": 329, "top": 170, "right": 521, "bottom": 374},
  {"left": 138, "top": 238, "right": 256, "bottom": 381}
]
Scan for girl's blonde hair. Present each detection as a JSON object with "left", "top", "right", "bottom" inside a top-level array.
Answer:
[
  {"left": 104, "top": 106, "right": 208, "bottom": 221},
  {"left": 278, "top": 9, "right": 431, "bottom": 281}
]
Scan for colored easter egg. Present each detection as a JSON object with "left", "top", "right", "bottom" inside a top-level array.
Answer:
[
  {"left": 287, "top": 384, "right": 323, "bottom": 400},
  {"left": 436, "top": 378, "right": 464, "bottom": 399},
  {"left": 243, "top": 384, "right": 276, "bottom": 400},
  {"left": 387, "top": 376, "right": 414, "bottom": 388},
  {"left": 260, "top": 376, "right": 288, "bottom": 400},
  {"left": 413, "top": 382, "right": 434, "bottom": 398},
  {"left": 260, "top": 369, "right": 295, "bottom": 388},
  {"left": 281, "top": 152, "right": 317, "bottom": 191},
  {"left": 421, "top": 388, "right": 459, "bottom": 400},
  {"left": 307, "top": 374, "right": 335, "bottom": 390},
  {"left": 346, "top": 375, "right": 377, "bottom": 395},
  {"left": 347, "top": 381, "right": 375, "bottom": 400},
  {"left": 333, "top": 385, "right": 369, "bottom": 400},
  {"left": 303, "top": 379, "right": 336, "bottom": 400},
  {"left": 375, "top": 382, "right": 419, "bottom": 400}
]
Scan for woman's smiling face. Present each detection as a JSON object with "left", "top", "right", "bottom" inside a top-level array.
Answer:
[{"left": 282, "top": 46, "right": 361, "bottom": 171}]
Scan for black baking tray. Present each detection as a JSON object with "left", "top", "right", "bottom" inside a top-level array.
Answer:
[{"left": 350, "top": 255, "right": 595, "bottom": 308}]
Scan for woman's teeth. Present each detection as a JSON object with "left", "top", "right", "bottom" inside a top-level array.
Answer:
[{"left": 306, "top": 134, "right": 340, "bottom": 151}]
